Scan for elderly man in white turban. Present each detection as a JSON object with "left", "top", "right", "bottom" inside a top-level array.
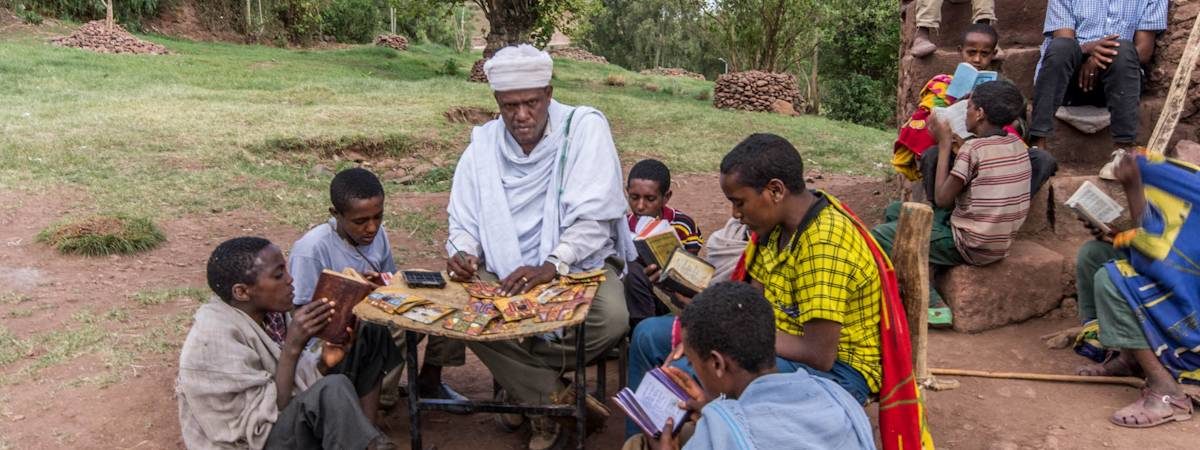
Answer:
[{"left": 445, "top": 44, "right": 633, "bottom": 449}]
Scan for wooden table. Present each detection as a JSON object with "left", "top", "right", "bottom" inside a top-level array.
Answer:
[{"left": 353, "top": 277, "right": 596, "bottom": 450}]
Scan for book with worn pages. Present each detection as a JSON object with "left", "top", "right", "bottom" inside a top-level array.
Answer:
[
  {"left": 312, "top": 268, "right": 374, "bottom": 345},
  {"left": 932, "top": 101, "right": 971, "bottom": 140},
  {"left": 613, "top": 368, "right": 690, "bottom": 439},
  {"left": 946, "top": 62, "right": 998, "bottom": 99},
  {"left": 633, "top": 217, "right": 681, "bottom": 268},
  {"left": 657, "top": 247, "right": 715, "bottom": 298},
  {"left": 1066, "top": 181, "right": 1125, "bottom": 235}
]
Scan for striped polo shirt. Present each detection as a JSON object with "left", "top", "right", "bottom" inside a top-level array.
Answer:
[{"left": 949, "top": 134, "right": 1032, "bottom": 265}]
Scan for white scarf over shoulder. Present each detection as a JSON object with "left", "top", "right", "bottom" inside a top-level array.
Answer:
[{"left": 447, "top": 100, "right": 634, "bottom": 279}]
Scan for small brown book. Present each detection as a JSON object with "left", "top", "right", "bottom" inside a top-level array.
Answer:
[
  {"left": 312, "top": 268, "right": 374, "bottom": 345},
  {"left": 658, "top": 248, "right": 715, "bottom": 298}
]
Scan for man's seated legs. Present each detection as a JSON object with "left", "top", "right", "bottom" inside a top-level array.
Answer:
[
  {"left": 1074, "top": 240, "right": 1118, "bottom": 323},
  {"left": 1081, "top": 269, "right": 1192, "bottom": 427},
  {"left": 265, "top": 374, "right": 389, "bottom": 450},
  {"left": 325, "top": 321, "right": 403, "bottom": 423},
  {"left": 381, "top": 331, "right": 467, "bottom": 405},
  {"left": 1030, "top": 37, "right": 1142, "bottom": 151}
]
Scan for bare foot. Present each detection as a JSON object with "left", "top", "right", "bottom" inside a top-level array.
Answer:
[
  {"left": 1076, "top": 354, "right": 1139, "bottom": 377},
  {"left": 1110, "top": 388, "right": 1193, "bottom": 428}
]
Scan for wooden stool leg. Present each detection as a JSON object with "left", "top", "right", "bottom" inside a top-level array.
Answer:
[{"left": 618, "top": 337, "right": 628, "bottom": 389}]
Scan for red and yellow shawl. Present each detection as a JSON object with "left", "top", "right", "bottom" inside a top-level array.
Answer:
[{"left": 731, "top": 192, "right": 934, "bottom": 450}]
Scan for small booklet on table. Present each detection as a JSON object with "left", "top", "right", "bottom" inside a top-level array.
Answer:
[{"left": 613, "top": 367, "right": 691, "bottom": 439}]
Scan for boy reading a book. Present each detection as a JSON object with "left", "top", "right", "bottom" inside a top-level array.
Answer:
[
  {"left": 895, "top": 23, "right": 1057, "bottom": 198},
  {"left": 288, "top": 168, "right": 466, "bottom": 412},
  {"left": 625, "top": 159, "right": 704, "bottom": 327},
  {"left": 177, "top": 237, "right": 394, "bottom": 449},
  {"left": 874, "top": 80, "right": 1032, "bottom": 326},
  {"left": 622, "top": 282, "right": 874, "bottom": 450},
  {"left": 629, "top": 134, "right": 885, "bottom": 433}
]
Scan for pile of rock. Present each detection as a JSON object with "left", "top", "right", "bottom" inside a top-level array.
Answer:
[
  {"left": 640, "top": 67, "right": 705, "bottom": 80},
  {"left": 549, "top": 47, "right": 607, "bottom": 64},
  {"left": 374, "top": 34, "right": 408, "bottom": 51},
  {"left": 50, "top": 21, "right": 169, "bottom": 55},
  {"left": 468, "top": 58, "right": 488, "bottom": 83},
  {"left": 712, "top": 71, "right": 802, "bottom": 114}
]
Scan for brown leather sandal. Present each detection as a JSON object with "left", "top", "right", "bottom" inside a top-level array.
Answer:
[{"left": 1110, "top": 388, "right": 1194, "bottom": 428}]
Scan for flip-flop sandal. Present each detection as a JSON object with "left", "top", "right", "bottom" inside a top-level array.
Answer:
[
  {"left": 1110, "top": 388, "right": 1194, "bottom": 428},
  {"left": 928, "top": 305, "right": 953, "bottom": 327}
]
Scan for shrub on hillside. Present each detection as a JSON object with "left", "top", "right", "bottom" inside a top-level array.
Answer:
[
  {"left": 321, "top": 0, "right": 379, "bottom": 43},
  {"left": 823, "top": 74, "right": 893, "bottom": 129},
  {"left": 14, "top": 0, "right": 162, "bottom": 31}
]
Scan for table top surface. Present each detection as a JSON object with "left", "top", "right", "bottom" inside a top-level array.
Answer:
[{"left": 353, "top": 272, "right": 597, "bottom": 342}]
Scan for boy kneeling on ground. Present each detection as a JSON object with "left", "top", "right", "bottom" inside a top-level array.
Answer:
[
  {"left": 177, "top": 237, "right": 394, "bottom": 449},
  {"left": 623, "top": 282, "right": 875, "bottom": 450}
]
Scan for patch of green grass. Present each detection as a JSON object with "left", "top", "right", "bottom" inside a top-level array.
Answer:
[
  {"left": 104, "top": 307, "right": 131, "bottom": 322},
  {"left": 128, "top": 286, "right": 209, "bottom": 306},
  {"left": 0, "top": 32, "right": 891, "bottom": 229},
  {"left": 0, "top": 327, "right": 32, "bottom": 366},
  {"left": 37, "top": 214, "right": 165, "bottom": 256},
  {"left": 391, "top": 206, "right": 445, "bottom": 245},
  {"left": 28, "top": 324, "right": 108, "bottom": 372},
  {"left": 5, "top": 309, "right": 33, "bottom": 319},
  {"left": 0, "top": 292, "right": 31, "bottom": 305}
]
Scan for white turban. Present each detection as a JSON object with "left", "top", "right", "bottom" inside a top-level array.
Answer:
[{"left": 484, "top": 44, "right": 553, "bottom": 92}]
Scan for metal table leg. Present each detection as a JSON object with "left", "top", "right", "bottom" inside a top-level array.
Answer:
[
  {"left": 406, "top": 330, "right": 421, "bottom": 450},
  {"left": 574, "top": 322, "right": 587, "bottom": 450}
]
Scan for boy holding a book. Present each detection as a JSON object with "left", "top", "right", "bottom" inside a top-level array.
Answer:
[
  {"left": 895, "top": 23, "right": 1057, "bottom": 198},
  {"left": 874, "top": 80, "right": 1032, "bottom": 326},
  {"left": 622, "top": 282, "right": 874, "bottom": 450},
  {"left": 177, "top": 237, "right": 394, "bottom": 449},
  {"left": 630, "top": 134, "right": 885, "bottom": 427},
  {"left": 288, "top": 168, "right": 465, "bottom": 415},
  {"left": 624, "top": 158, "right": 704, "bottom": 328}
]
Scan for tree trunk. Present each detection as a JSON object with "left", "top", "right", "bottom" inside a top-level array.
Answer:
[
  {"left": 244, "top": 0, "right": 251, "bottom": 34},
  {"left": 480, "top": 0, "right": 540, "bottom": 58},
  {"left": 808, "top": 45, "right": 820, "bottom": 114},
  {"left": 105, "top": 0, "right": 114, "bottom": 30}
]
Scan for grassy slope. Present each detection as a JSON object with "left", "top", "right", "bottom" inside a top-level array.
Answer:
[{"left": 0, "top": 28, "right": 891, "bottom": 226}]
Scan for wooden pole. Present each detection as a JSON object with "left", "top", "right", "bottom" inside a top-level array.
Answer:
[
  {"left": 1147, "top": 12, "right": 1200, "bottom": 154},
  {"left": 930, "top": 368, "right": 1145, "bottom": 389},
  {"left": 893, "top": 202, "right": 933, "bottom": 383}
]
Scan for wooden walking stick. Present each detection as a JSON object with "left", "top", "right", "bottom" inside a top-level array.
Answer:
[
  {"left": 892, "top": 202, "right": 958, "bottom": 390},
  {"left": 930, "top": 368, "right": 1145, "bottom": 388},
  {"left": 1147, "top": 12, "right": 1200, "bottom": 154}
]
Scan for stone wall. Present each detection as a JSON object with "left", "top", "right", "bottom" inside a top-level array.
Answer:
[{"left": 897, "top": 0, "right": 1200, "bottom": 170}]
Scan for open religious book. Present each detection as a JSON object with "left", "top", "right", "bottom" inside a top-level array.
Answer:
[
  {"left": 633, "top": 217, "right": 682, "bottom": 269},
  {"left": 1065, "top": 181, "right": 1125, "bottom": 235},
  {"left": 311, "top": 268, "right": 374, "bottom": 345},
  {"left": 613, "top": 367, "right": 691, "bottom": 439},
  {"left": 946, "top": 62, "right": 998, "bottom": 99},
  {"left": 657, "top": 247, "right": 715, "bottom": 298}
]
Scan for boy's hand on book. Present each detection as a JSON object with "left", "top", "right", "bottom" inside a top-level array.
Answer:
[
  {"left": 1077, "top": 217, "right": 1115, "bottom": 243},
  {"left": 362, "top": 271, "right": 385, "bottom": 288},
  {"left": 286, "top": 299, "right": 334, "bottom": 350},
  {"left": 651, "top": 418, "right": 682, "bottom": 450},
  {"left": 447, "top": 252, "right": 479, "bottom": 282},
  {"left": 661, "top": 366, "right": 706, "bottom": 406},
  {"left": 928, "top": 112, "right": 952, "bottom": 143}
]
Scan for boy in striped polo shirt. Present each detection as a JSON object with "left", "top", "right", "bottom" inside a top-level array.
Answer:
[
  {"left": 872, "top": 80, "right": 1032, "bottom": 325},
  {"left": 624, "top": 159, "right": 704, "bottom": 328}
]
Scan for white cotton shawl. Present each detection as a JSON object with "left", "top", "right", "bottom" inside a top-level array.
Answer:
[
  {"left": 448, "top": 100, "right": 635, "bottom": 279},
  {"left": 176, "top": 299, "right": 321, "bottom": 450}
]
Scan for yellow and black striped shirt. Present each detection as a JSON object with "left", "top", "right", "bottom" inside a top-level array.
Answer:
[{"left": 748, "top": 205, "right": 883, "bottom": 392}]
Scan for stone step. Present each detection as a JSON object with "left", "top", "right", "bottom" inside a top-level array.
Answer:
[
  {"left": 936, "top": 240, "right": 1067, "bottom": 333},
  {"left": 1049, "top": 175, "right": 1134, "bottom": 238},
  {"left": 903, "top": 0, "right": 1048, "bottom": 49},
  {"left": 1017, "top": 182, "right": 1052, "bottom": 236}
]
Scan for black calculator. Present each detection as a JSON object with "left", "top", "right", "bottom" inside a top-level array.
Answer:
[{"left": 402, "top": 270, "right": 447, "bottom": 288}]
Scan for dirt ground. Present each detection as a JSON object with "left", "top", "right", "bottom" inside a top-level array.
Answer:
[{"left": 0, "top": 173, "right": 1196, "bottom": 449}]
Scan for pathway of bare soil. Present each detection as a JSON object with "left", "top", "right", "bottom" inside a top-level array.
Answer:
[{"left": 0, "top": 173, "right": 1195, "bottom": 449}]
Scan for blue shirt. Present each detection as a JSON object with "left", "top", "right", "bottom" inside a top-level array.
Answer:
[
  {"left": 1037, "top": 0, "right": 1168, "bottom": 77},
  {"left": 684, "top": 371, "right": 876, "bottom": 450},
  {"left": 288, "top": 218, "right": 397, "bottom": 306}
]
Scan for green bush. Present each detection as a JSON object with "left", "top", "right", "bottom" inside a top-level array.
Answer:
[
  {"left": 322, "top": 0, "right": 380, "bottom": 43},
  {"left": 13, "top": 0, "right": 163, "bottom": 31},
  {"left": 437, "top": 59, "right": 460, "bottom": 77},
  {"left": 823, "top": 74, "right": 893, "bottom": 130}
]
